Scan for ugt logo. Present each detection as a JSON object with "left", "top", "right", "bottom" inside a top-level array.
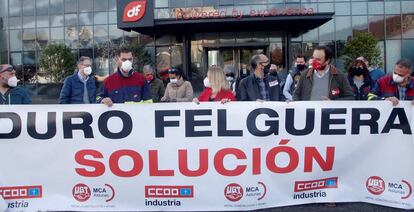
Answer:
[{"left": 123, "top": 1, "right": 147, "bottom": 22}]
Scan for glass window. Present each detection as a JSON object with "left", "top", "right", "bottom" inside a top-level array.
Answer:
[
  {"left": 186, "top": 0, "right": 203, "bottom": 7},
  {"left": 368, "top": 1, "right": 384, "bottom": 15},
  {"left": 10, "top": 30, "right": 22, "bottom": 51},
  {"left": 50, "top": 15, "right": 64, "bottom": 27},
  {"left": 10, "top": 52, "right": 22, "bottom": 67},
  {"left": 79, "top": 13, "right": 93, "bottom": 25},
  {"left": 94, "top": 12, "right": 108, "bottom": 25},
  {"left": 351, "top": 2, "right": 367, "bottom": 16},
  {"left": 403, "top": 14, "right": 414, "bottom": 39},
  {"left": 385, "top": 40, "right": 401, "bottom": 73},
  {"left": 94, "top": 25, "right": 108, "bottom": 44},
  {"left": 352, "top": 16, "right": 368, "bottom": 37},
  {"left": 402, "top": 1, "right": 414, "bottom": 14},
  {"left": 37, "top": 28, "right": 49, "bottom": 49},
  {"left": 169, "top": 0, "right": 186, "bottom": 8},
  {"left": 108, "top": 0, "right": 116, "bottom": 11},
  {"left": 385, "top": 1, "right": 401, "bottom": 15},
  {"left": 318, "top": 3, "right": 333, "bottom": 13},
  {"left": 22, "top": 0, "right": 35, "bottom": 16},
  {"left": 386, "top": 15, "right": 402, "bottom": 39},
  {"left": 203, "top": 0, "right": 218, "bottom": 6},
  {"left": 336, "top": 16, "right": 352, "bottom": 40},
  {"left": 36, "top": 0, "right": 49, "bottom": 16},
  {"left": 302, "top": 28, "right": 318, "bottom": 42},
  {"left": 335, "top": 3, "right": 350, "bottom": 16},
  {"left": 22, "top": 29, "right": 36, "bottom": 51},
  {"left": 9, "top": 17, "right": 22, "bottom": 29},
  {"left": 219, "top": 32, "right": 235, "bottom": 44},
  {"left": 402, "top": 40, "right": 414, "bottom": 63},
  {"left": 109, "top": 25, "right": 123, "bottom": 45},
  {"left": 50, "top": 0, "right": 64, "bottom": 14},
  {"left": 65, "top": 14, "right": 78, "bottom": 26},
  {"left": 9, "top": 0, "right": 22, "bottom": 17},
  {"left": 65, "top": 26, "right": 79, "bottom": 49},
  {"left": 79, "top": 0, "right": 93, "bottom": 12},
  {"left": 50, "top": 27, "right": 64, "bottom": 44},
  {"left": 109, "top": 11, "right": 117, "bottom": 24},
  {"left": 22, "top": 16, "right": 36, "bottom": 29},
  {"left": 37, "top": 16, "right": 49, "bottom": 28},
  {"left": 319, "top": 19, "right": 334, "bottom": 41},
  {"left": 94, "top": 0, "right": 108, "bottom": 11},
  {"left": 65, "top": 0, "right": 77, "bottom": 13},
  {"left": 79, "top": 26, "right": 93, "bottom": 48},
  {"left": 369, "top": 16, "right": 385, "bottom": 40},
  {"left": 156, "top": 0, "right": 169, "bottom": 8}
]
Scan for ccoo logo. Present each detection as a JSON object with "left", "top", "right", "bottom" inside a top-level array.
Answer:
[{"left": 123, "top": 1, "right": 147, "bottom": 22}]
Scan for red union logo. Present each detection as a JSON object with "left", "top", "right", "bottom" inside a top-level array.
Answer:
[
  {"left": 224, "top": 183, "right": 243, "bottom": 202},
  {"left": 366, "top": 176, "right": 385, "bottom": 195},
  {"left": 0, "top": 185, "right": 42, "bottom": 200},
  {"left": 73, "top": 183, "right": 91, "bottom": 202},
  {"left": 294, "top": 177, "right": 338, "bottom": 192},
  {"left": 123, "top": 1, "right": 147, "bottom": 22},
  {"left": 145, "top": 186, "right": 194, "bottom": 198}
]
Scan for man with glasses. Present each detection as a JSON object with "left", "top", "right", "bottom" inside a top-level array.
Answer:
[
  {"left": 97, "top": 47, "right": 152, "bottom": 106},
  {"left": 368, "top": 58, "right": 414, "bottom": 106},
  {"left": 293, "top": 46, "right": 353, "bottom": 101},
  {"left": 0, "top": 64, "right": 31, "bottom": 104},
  {"left": 238, "top": 54, "right": 284, "bottom": 101},
  {"left": 59, "top": 56, "right": 96, "bottom": 104}
]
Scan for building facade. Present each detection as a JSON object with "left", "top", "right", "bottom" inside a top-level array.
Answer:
[{"left": 0, "top": 0, "right": 414, "bottom": 103}]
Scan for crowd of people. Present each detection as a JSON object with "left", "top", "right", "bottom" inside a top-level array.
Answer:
[{"left": 0, "top": 46, "right": 413, "bottom": 106}]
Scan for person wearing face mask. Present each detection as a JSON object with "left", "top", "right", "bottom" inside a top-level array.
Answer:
[
  {"left": 59, "top": 56, "right": 96, "bottom": 104},
  {"left": 238, "top": 54, "right": 284, "bottom": 101},
  {"left": 368, "top": 58, "right": 414, "bottom": 106},
  {"left": 193, "top": 66, "right": 236, "bottom": 104},
  {"left": 143, "top": 65, "right": 165, "bottom": 102},
  {"left": 97, "top": 47, "right": 153, "bottom": 106},
  {"left": 293, "top": 46, "right": 354, "bottom": 101},
  {"left": 0, "top": 64, "right": 31, "bottom": 104},
  {"left": 283, "top": 55, "right": 308, "bottom": 101},
  {"left": 347, "top": 58, "right": 374, "bottom": 100},
  {"left": 160, "top": 68, "right": 193, "bottom": 102},
  {"left": 223, "top": 65, "right": 239, "bottom": 95}
]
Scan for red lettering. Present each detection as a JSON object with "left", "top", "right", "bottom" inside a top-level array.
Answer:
[
  {"left": 109, "top": 150, "right": 143, "bottom": 177},
  {"left": 266, "top": 146, "right": 299, "bottom": 173},
  {"left": 304, "top": 147, "right": 335, "bottom": 172},
  {"left": 178, "top": 149, "right": 208, "bottom": 177},
  {"left": 75, "top": 149, "right": 105, "bottom": 177},
  {"left": 252, "top": 148, "right": 261, "bottom": 175},
  {"left": 214, "top": 148, "right": 247, "bottom": 176},
  {"left": 149, "top": 150, "right": 174, "bottom": 176}
]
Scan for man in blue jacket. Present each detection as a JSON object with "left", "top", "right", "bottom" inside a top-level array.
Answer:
[
  {"left": 59, "top": 56, "right": 96, "bottom": 104},
  {"left": 0, "top": 64, "right": 31, "bottom": 104}
]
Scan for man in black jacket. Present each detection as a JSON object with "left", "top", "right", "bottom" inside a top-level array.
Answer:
[{"left": 238, "top": 54, "right": 284, "bottom": 101}]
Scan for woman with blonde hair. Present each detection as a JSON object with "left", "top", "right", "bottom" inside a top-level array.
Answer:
[{"left": 193, "top": 66, "right": 236, "bottom": 104}]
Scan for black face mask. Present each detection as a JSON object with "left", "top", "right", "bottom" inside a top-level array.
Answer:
[
  {"left": 263, "top": 64, "right": 271, "bottom": 75},
  {"left": 297, "top": 64, "right": 307, "bottom": 71},
  {"left": 351, "top": 67, "right": 365, "bottom": 76},
  {"left": 269, "top": 72, "right": 278, "bottom": 77}
]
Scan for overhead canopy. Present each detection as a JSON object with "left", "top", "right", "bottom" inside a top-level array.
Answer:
[{"left": 120, "top": 13, "right": 334, "bottom": 37}]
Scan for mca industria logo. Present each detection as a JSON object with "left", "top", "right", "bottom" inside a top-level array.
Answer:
[
  {"left": 122, "top": 0, "right": 147, "bottom": 22},
  {"left": 144, "top": 185, "right": 194, "bottom": 207}
]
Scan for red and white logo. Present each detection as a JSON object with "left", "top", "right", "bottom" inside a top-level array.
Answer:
[
  {"left": 295, "top": 177, "right": 338, "bottom": 192},
  {"left": 122, "top": 1, "right": 147, "bottom": 22},
  {"left": 366, "top": 176, "right": 385, "bottom": 195},
  {"left": 73, "top": 183, "right": 91, "bottom": 202},
  {"left": 0, "top": 185, "right": 42, "bottom": 200},
  {"left": 224, "top": 183, "right": 243, "bottom": 202},
  {"left": 331, "top": 88, "right": 340, "bottom": 96},
  {"left": 145, "top": 185, "right": 194, "bottom": 198}
]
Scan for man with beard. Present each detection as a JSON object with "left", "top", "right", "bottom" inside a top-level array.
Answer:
[{"left": 0, "top": 64, "right": 31, "bottom": 104}]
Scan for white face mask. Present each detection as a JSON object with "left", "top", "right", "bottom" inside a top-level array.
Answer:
[
  {"left": 121, "top": 60, "right": 133, "bottom": 72},
  {"left": 203, "top": 77, "right": 210, "bottom": 88},
  {"left": 226, "top": 76, "right": 234, "bottom": 82},
  {"left": 7, "top": 76, "right": 18, "bottom": 87},
  {"left": 83, "top": 67, "right": 92, "bottom": 76},
  {"left": 393, "top": 73, "right": 405, "bottom": 84},
  {"left": 170, "top": 78, "right": 178, "bottom": 84}
]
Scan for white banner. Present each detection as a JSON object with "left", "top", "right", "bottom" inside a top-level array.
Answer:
[{"left": 0, "top": 102, "right": 413, "bottom": 211}]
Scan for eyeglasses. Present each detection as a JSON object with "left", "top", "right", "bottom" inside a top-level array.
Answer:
[
  {"left": 394, "top": 71, "right": 406, "bottom": 77},
  {"left": 168, "top": 68, "right": 179, "bottom": 74},
  {"left": 0, "top": 65, "right": 14, "bottom": 73},
  {"left": 260, "top": 62, "right": 269, "bottom": 67}
]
